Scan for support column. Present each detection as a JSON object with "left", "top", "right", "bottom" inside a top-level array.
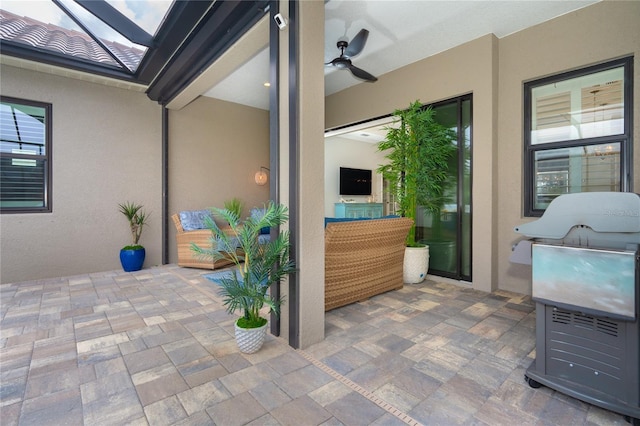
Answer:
[{"left": 277, "top": 0, "right": 325, "bottom": 348}]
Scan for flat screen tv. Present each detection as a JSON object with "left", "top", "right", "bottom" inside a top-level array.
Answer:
[{"left": 339, "top": 167, "right": 372, "bottom": 195}]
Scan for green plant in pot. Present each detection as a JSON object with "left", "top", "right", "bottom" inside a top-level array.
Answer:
[
  {"left": 223, "top": 197, "right": 244, "bottom": 223},
  {"left": 377, "top": 100, "right": 456, "bottom": 283},
  {"left": 192, "top": 201, "right": 296, "bottom": 353},
  {"left": 118, "top": 201, "right": 150, "bottom": 272}
]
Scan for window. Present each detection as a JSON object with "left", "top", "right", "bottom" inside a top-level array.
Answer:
[
  {"left": 524, "top": 57, "right": 632, "bottom": 216},
  {"left": 0, "top": 97, "right": 52, "bottom": 213}
]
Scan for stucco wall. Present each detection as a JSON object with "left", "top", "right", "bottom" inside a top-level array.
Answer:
[
  {"left": 325, "top": 34, "right": 499, "bottom": 293},
  {"left": 497, "top": 0, "right": 640, "bottom": 295},
  {"left": 326, "top": 0, "right": 640, "bottom": 295},
  {"left": 0, "top": 64, "right": 162, "bottom": 284},
  {"left": 0, "top": 69, "right": 271, "bottom": 283},
  {"left": 167, "top": 96, "right": 270, "bottom": 264},
  {"left": 296, "top": 0, "right": 327, "bottom": 348}
]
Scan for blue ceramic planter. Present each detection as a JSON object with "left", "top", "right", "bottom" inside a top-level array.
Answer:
[{"left": 120, "top": 247, "right": 145, "bottom": 272}]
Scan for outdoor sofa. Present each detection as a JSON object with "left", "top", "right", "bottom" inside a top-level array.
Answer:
[
  {"left": 172, "top": 208, "right": 271, "bottom": 270},
  {"left": 172, "top": 210, "right": 234, "bottom": 270},
  {"left": 324, "top": 216, "right": 413, "bottom": 311}
]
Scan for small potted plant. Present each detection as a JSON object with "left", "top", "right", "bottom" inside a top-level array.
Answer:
[
  {"left": 377, "top": 100, "right": 456, "bottom": 283},
  {"left": 118, "top": 201, "right": 149, "bottom": 272},
  {"left": 223, "top": 197, "right": 244, "bottom": 224},
  {"left": 192, "top": 201, "right": 296, "bottom": 353}
]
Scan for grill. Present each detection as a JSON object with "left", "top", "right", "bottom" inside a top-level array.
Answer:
[{"left": 511, "top": 192, "right": 640, "bottom": 423}]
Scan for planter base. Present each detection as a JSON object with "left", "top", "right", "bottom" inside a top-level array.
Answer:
[
  {"left": 403, "top": 246, "right": 429, "bottom": 284},
  {"left": 120, "top": 248, "right": 145, "bottom": 272},
  {"left": 235, "top": 321, "right": 268, "bottom": 353}
]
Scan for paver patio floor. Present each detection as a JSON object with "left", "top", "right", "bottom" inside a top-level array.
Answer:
[{"left": 0, "top": 265, "right": 628, "bottom": 425}]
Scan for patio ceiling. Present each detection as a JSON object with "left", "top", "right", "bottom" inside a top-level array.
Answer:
[{"left": 205, "top": 0, "right": 601, "bottom": 110}]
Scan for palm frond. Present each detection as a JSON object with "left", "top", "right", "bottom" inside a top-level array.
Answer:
[
  {"left": 118, "top": 201, "right": 149, "bottom": 245},
  {"left": 192, "top": 201, "right": 296, "bottom": 325}
]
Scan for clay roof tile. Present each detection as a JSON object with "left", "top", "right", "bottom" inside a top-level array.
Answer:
[{"left": 0, "top": 9, "right": 144, "bottom": 71}]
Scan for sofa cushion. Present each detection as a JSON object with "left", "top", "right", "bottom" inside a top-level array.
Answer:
[
  {"left": 179, "top": 209, "right": 213, "bottom": 231},
  {"left": 324, "top": 215, "right": 401, "bottom": 228},
  {"left": 324, "top": 216, "right": 370, "bottom": 227}
]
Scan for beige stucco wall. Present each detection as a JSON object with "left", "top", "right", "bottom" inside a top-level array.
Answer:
[
  {"left": 325, "top": 34, "right": 499, "bottom": 293},
  {"left": 326, "top": 0, "right": 640, "bottom": 295},
  {"left": 0, "top": 68, "right": 270, "bottom": 283},
  {"left": 167, "top": 96, "right": 270, "bottom": 264},
  {"left": 0, "top": 64, "right": 162, "bottom": 284},
  {"left": 296, "top": 0, "right": 326, "bottom": 348},
  {"left": 498, "top": 0, "right": 640, "bottom": 294}
]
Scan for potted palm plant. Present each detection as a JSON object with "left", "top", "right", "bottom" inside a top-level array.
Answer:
[
  {"left": 192, "top": 201, "right": 296, "bottom": 353},
  {"left": 118, "top": 201, "right": 150, "bottom": 272},
  {"left": 377, "top": 100, "right": 456, "bottom": 283}
]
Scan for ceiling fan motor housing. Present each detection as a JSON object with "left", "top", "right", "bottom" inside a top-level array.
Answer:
[{"left": 327, "top": 28, "right": 377, "bottom": 82}]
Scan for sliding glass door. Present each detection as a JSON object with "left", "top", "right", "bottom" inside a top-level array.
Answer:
[{"left": 415, "top": 95, "right": 472, "bottom": 281}]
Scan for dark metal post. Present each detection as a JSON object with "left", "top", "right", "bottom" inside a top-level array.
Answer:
[
  {"left": 287, "top": 0, "right": 300, "bottom": 349},
  {"left": 162, "top": 106, "right": 169, "bottom": 265},
  {"left": 269, "top": 0, "right": 281, "bottom": 337}
]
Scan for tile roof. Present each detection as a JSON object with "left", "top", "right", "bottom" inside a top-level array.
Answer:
[{"left": 0, "top": 9, "right": 145, "bottom": 72}]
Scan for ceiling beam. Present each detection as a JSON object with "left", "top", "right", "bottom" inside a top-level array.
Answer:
[
  {"left": 75, "top": 0, "right": 154, "bottom": 47},
  {"left": 166, "top": 16, "right": 269, "bottom": 110},
  {"left": 136, "top": 1, "right": 215, "bottom": 84},
  {"left": 0, "top": 43, "right": 138, "bottom": 83},
  {"left": 146, "top": 1, "right": 270, "bottom": 105}
]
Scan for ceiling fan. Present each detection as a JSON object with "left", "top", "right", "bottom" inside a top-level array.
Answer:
[{"left": 326, "top": 29, "right": 378, "bottom": 82}]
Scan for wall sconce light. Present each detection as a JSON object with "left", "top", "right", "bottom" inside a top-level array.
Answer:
[{"left": 255, "top": 166, "right": 269, "bottom": 185}]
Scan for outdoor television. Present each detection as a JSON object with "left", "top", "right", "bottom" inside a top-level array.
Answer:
[{"left": 339, "top": 167, "right": 372, "bottom": 195}]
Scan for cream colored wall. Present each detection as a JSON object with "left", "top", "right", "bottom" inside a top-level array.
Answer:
[
  {"left": 326, "top": 34, "right": 499, "bottom": 293},
  {"left": 276, "top": 0, "right": 292, "bottom": 343},
  {"left": 326, "top": 0, "right": 640, "bottom": 296},
  {"left": 497, "top": 0, "right": 640, "bottom": 295},
  {"left": 296, "top": 0, "right": 326, "bottom": 348},
  {"left": 0, "top": 64, "right": 162, "bottom": 284},
  {"left": 324, "top": 137, "right": 387, "bottom": 216},
  {"left": 167, "top": 96, "right": 270, "bottom": 264},
  {"left": 0, "top": 66, "right": 271, "bottom": 282}
]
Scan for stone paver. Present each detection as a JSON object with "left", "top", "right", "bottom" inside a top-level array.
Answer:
[{"left": 0, "top": 265, "right": 630, "bottom": 425}]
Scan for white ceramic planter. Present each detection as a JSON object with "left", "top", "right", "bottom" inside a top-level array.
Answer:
[
  {"left": 234, "top": 320, "right": 268, "bottom": 354},
  {"left": 403, "top": 246, "right": 429, "bottom": 284}
]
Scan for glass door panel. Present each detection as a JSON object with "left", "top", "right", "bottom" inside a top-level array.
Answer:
[{"left": 415, "top": 96, "right": 472, "bottom": 281}]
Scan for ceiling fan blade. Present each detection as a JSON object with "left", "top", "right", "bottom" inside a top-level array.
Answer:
[
  {"left": 349, "top": 64, "right": 377, "bottom": 82},
  {"left": 344, "top": 29, "right": 369, "bottom": 58}
]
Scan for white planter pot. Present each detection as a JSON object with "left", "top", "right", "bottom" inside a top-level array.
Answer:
[
  {"left": 235, "top": 320, "right": 268, "bottom": 354},
  {"left": 403, "top": 246, "right": 430, "bottom": 284}
]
